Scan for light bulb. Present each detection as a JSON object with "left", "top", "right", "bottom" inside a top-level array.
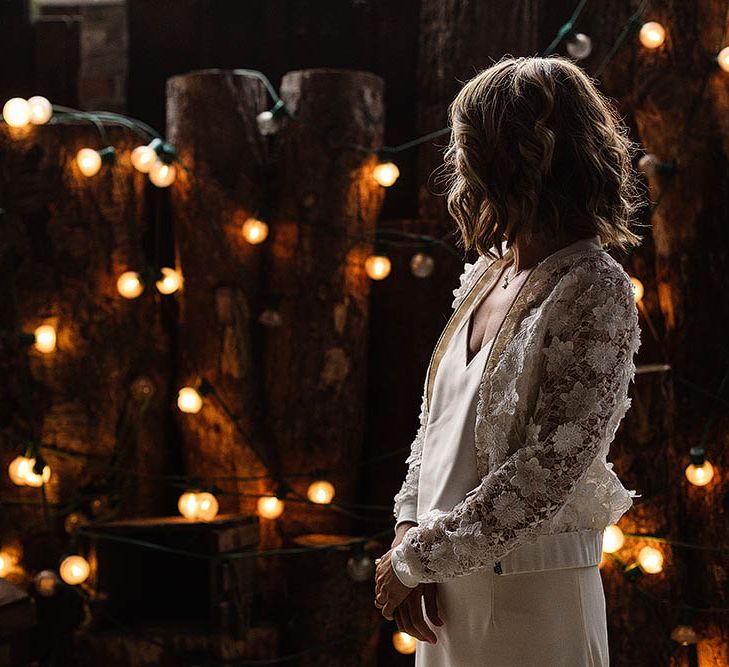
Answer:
[
  {"left": 2, "top": 97, "right": 31, "bottom": 128},
  {"left": 602, "top": 525, "right": 625, "bottom": 553},
  {"left": 177, "top": 387, "right": 203, "bottom": 414},
  {"left": 64, "top": 512, "right": 89, "bottom": 534},
  {"left": 257, "top": 110, "right": 281, "bottom": 135},
  {"left": 8, "top": 456, "right": 32, "bottom": 486},
  {"left": 639, "top": 21, "right": 666, "bottom": 49},
  {"left": 392, "top": 631, "right": 417, "bottom": 655},
  {"left": 156, "top": 267, "right": 183, "bottom": 295},
  {"left": 34, "top": 570, "right": 59, "bottom": 597},
  {"left": 0, "top": 551, "right": 14, "bottom": 577},
  {"left": 258, "top": 309, "right": 282, "bottom": 327},
  {"left": 131, "top": 145, "right": 157, "bottom": 173},
  {"left": 685, "top": 459, "right": 714, "bottom": 486},
  {"left": 373, "top": 161, "right": 400, "bottom": 187},
  {"left": 410, "top": 252, "right": 435, "bottom": 278},
  {"left": 242, "top": 217, "right": 269, "bottom": 244},
  {"left": 566, "top": 32, "right": 593, "bottom": 60},
  {"left": 117, "top": 271, "right": 144, "bottom": 299},
  {"left": 718, "top": 46, "right": 729, "bottom": 72},
  {"left": 307, "top": 479, "right": 335, "bottom": 504},
  {"left": 629, "top": 276, "right": 644, "bottom": 302},
  {"left": 34, "top": 324, "right": 56, "bottom": 353},
  {"left": 671, "top": 624, "right": 698, "bottom": 645},
  {"left": 149, "top": 160, "right": 176, "bottom": 187},
  {"left": 365, "top": 254, "right": 391, "bottom": 280},
  {"left": 346, "top": 552, "right": 374, "bottom": 582},
  {"left": 638, "top": 545, "right": 663, "bottom": 574},
  {"left": 130, "top": 375, "right": 156, "bottom": 401},
  {"left": 76, "top": 148, "right": 102, "bottom": 177},
  {"left": 257, "top": 496, "right": 285, "bottom": 519},
  {"left": 178, "top": 491, "right": 219, "bottom": 521},
  {"left": 23, "top": 458, "right": 51, "bottom": 487},
  {"left": 59, "top": 555, "right": 90, "bottom": 585},
  {"left": 28, "top": 96, "right": 52, "bottom": 125}
]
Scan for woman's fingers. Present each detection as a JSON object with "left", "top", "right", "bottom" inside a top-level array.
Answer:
[
  {"left": 423, "top": 583, "right": 444, "bottom": 626},
  {"left": 406, "top": 591, "right": 437, "bottom": 644}
]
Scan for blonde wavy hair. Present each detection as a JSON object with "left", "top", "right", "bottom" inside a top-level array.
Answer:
[{"left": 442, "top": 55, "right": 645, "bottom": 259}]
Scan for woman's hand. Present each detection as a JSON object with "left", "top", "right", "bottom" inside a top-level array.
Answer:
[
  {"left": 393, "top": 583, "right": 443, "bottom": 644},
  {"left": 374, "top": 548, "right": 411, "bottom": 620}
]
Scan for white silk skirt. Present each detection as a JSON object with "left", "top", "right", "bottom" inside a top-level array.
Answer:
[{"left": 414, "top": 562, "right": 610, "bottom": 666}]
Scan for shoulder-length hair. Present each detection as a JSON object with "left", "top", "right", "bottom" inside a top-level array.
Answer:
[{"left": 442, "top": 55, "right": 645, "bottom": 259}]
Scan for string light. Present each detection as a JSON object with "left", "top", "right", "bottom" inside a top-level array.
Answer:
[
  {"left": 155, "top": 267, "right": 183, "bottom": 295},
  {"left": 671, "top": 624, "right": 698, "bottom": 645},
  {"left": 0, "top": 550, "right": 14, "bottom": 577},
  {"left": 8, "top": 456, "right": 31, "bottom": 486},
  {"left": 257, "top": 495, "right": 285, "bottom": 519},
  {"left": 716, "top": 46, "right": 729, "bottom": 72},
  {"left": 365, "top": 252, "right": 391, "bottom": 280},
  {"left": 131, "top": 144, "right": 157, "bottom": 173},
  {"left": 34, "top": 570, "right": 59, "bottom": 597},
  {"left": 372, "top": 161, "right": 400, "bottom": 187},
  {"left": 346, "top": 543, "right": 374, "bottom": 582},
  {"left": 59, "top": 555, "right": 90, "bottom": 585},
  {"left": 602, "top": 525, "right": 626, "bottom": 553},
  {"left": 306, "top": 479, "right": 335, "bottom": 504},
  {"left": 2, "top": 97, "right": 31, "bottom": 127},
  {"left": 130, "top": 375, "right": 156, "bottom": 401},
  {"left": 629, "top": 276, "right": 644, "bottom": 302},
  {"left": 639, "top": 21, "right": 666, "bottom": 49},
  {"left": 149, "top": 160, "right": 176, "bottom": 187},
  {"left": 392, "top": 631, "right": 417, "bottom": 655},
  {"left": 33, "top": 324, "right": 57, "bottom": 353},
  {"left": 117, "top": 271, "right": 144, "bottom": 299},
  {"left": 256, "top": 99, "right": 287, "bottom": 136},
  {"left": 64, "top": 512, "right": 89, "bottom": 534},
  {"left": 177, "top": 386, "right": 203, "bottom": 414},
  {"left": 177, "top": 491, "right": 219, "bottom": 521},
  {"left": 8, "top": 455, "right": 50, "bottom": 486},
  {"left": 241, "top": 216, "right": 269, "bottom": 244},
  {"left": 28, "top": 96, "right": 52, "bottom": 125},
  {"left": 638, "top": 545, "right": 664, "bottom": 574},
  {"left": 565, "top": 32, "right": 593, "bottom": 60},
  {"left": 410, "top": 252, "right": 435, "bottom": 278},
  {"left": 684, "top": 446, "right": 714, "bottom": 486}
]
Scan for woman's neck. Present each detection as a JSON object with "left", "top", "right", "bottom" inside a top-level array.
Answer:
[{"left": 508, "top": 230, "right": 590, "bottom": 272}]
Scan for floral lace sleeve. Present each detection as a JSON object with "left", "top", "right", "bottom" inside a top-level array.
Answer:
[
  {"left": 390, "top": 265, "right": 641, "bottom": 586},
  {"left": 392, "top": 256, "right": 490, "bottom": 527}
]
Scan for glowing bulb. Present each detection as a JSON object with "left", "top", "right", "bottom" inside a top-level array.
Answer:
[
  {"left": 257, "top": 496, "right": 285, "bottom": 519},
  {"left": 76, "top": 148, "right": 102, "bottom": 176},
  {"left": 718, "top": 46, "right": 729, "bottom": 72},
  {"left": 33, "top": 324, "right": 57, "bottom": 353},
  {"left": 307, "top": 479, "right": 335, "bottom": 504},
  {"left": 34, "top": 570, "right": 59, "bottom": 597},
  {"left": 685, "top": 447, "right": 714, "bottom": 486},
  {"left": 28, "top": 96, "right": 52, "bottom": 125},
  {"left": 8, "top": 456, "right": 32, "bottom": 486},
  {"left": 242, "top": 217, "right": 269, "bottom": 244},
  {"left": 392, "top": 631, "right": 417, "bottom": 655},
  {"left": 156, "top": 267, "right": 183, "bottom": 295},
  {"left": 257, "top": 109, "right": 282, "bottom": 135},
  {"left": 149, "top": 160, "right": 176, "bottom": 187},
  {"left": 178, "top": 491, "right": 220, "bottom": 521},
  {"left": 177, "top": 387, "right": 203, "bottom": 414},
  {"left": 64, "top": 512, "right": 88, "bottom": 534},
  {"left": 373, "top": 161, "right": 400, "bottom": 187},
  {"left": 639, "top": 21, "right": 666, "bottom": 49},
  {"left": 23, "top": 458, "right": 51, "bottom": 487},
  {"left": 2, "top": 97, "right": 31, "bottom": 127},
  {"left": 671, "top": 625, "right": 698, "bottom": 645},
  {"left": 365, "top": 254, "right": 391, "bottom": 280},
  {"left": 602, "top": 525, "right": 625, "bottom": 553},
  {"left": 410, "top": 252, "right": 435, "bottom": 278},
  {"left": 565, "top": 32, "right": 593, "bottom": 60},
  {"left": 346, "top": 553, "right": 374, "bottom": 582},
  {"left": 629, "top": 276, "right": 644, "bottom": 302},
  {"left": 0, "top": 551, "right": 14, "bottom": 577},
  {"left": 131, "top": 145, "right": 157, "bottom": 173},
  {"left": 59, "top": 555, "right": 90, "bottom": 585},
  {"left": 117, "top": 271, "right": 144, "bottom": 299},
  {"left": 638, "top": 545, "right": 663, "bottom": 574}
]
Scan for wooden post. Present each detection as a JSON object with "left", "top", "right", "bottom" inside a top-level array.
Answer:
[
  {"left": 264, "top": 68, "right": 386, "bottom": 535},
  {"left": 166, "top": 69, "right": 274, "bottom": 516}
]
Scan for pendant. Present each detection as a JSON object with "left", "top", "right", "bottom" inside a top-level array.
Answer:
[{"left": 502, "top": 277, "right": 509, "bottom": 289}]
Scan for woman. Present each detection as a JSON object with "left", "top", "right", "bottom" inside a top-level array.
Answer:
[{"left": 374, "top": 55, "right": 645, "bottom": 666}]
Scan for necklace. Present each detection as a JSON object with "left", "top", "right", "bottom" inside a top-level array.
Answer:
[{"left": 501, "top": 262, "right": 527, "bottom": 289}]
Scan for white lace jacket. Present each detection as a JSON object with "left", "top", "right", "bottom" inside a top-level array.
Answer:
[{"left": 390, "top": 235, "right": 642, "bottom": 587}]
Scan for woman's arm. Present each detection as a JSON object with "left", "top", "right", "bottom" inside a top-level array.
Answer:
[{"left": 390, "top": 264, "right": 641, "bottom": 586}]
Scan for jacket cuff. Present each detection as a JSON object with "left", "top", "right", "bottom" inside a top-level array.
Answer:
[
  {"left": 390, "top": 543, "right": 420, "bottom": 588},
  {"left": 394, "top": 497, "right": 418, "bottom": 529}
]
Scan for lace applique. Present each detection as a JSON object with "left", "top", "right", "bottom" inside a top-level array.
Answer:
[{"left": 391, "top": 260, "right": 641, "bottom": 584}]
